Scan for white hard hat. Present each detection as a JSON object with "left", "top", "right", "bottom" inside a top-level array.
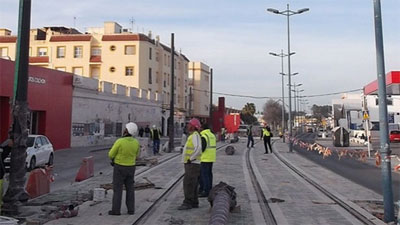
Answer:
[
  {"left": 152, "top": 125, "right": 156, "bottom": 129},
  {"left": 125, "top": 122, "right": 138, "bottom": 136}
]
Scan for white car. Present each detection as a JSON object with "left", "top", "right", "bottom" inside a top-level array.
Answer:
[{"left": 4, "top": 135, "right": 54, "bottom": 171}]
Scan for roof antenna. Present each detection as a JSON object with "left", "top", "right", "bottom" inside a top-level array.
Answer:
[
  {"left": 73, "top": 16, "right": 77, "bottom": 28},
  {"left": 129, "top": 17, "right": 135, "bottom": 33}
]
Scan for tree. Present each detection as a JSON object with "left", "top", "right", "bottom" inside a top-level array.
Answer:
[
  {"left": 311, "top": 104, "right": 332, "bottom": 122},
  {"left": 263, "top": 99, "right": 282, "bottom": 129},
  {"left": 240, "top": 103, "right": 257, "bottom": 124}
]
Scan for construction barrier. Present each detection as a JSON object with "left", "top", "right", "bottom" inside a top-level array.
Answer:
[
  {"left": 26, "top": 167, "right": 53, "bottom": 199},
  {"left": 75, "top": 156, "right": 94, "bottom": 182}
]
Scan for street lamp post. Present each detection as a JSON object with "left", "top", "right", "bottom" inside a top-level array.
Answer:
[
  {"left": 269, "top": 50, "right": 295, "bottom": 142},
  {"left": 372, "top": 0, "right": 394, "bottom": 222},
  {"left": 267, "top": 4, "right": 309, "bottom": 152},
  {"left": 290, "top": 83, "right": 302, "bottom": 129}
]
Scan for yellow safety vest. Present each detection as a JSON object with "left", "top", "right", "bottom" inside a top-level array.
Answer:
[
  {"left": 184, "top": 131, "right": 202, "bottom": 163},
  {"left": 200, "top": 129, "right": 217, "bottom": 162},
  {"left": 262, "top": 128, "right": 271, "bottom": 137}
]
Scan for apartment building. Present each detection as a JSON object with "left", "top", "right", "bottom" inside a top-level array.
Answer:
[
  {"left": 188, "top": 62, "right": 211, "bottom": 121},
  {"left": 0, "top": 22, "right": 194, "bottom": 133}
]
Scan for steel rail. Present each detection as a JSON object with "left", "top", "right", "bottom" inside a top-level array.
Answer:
[
  {"left": 132, "top": 143, "right": 230, "bottom": 225},
  {"left": 273, "top": 139, "right": 377, "bottom": 225},
  {"left": 245, "top": 141, "right": 277, "bottom": 225}
]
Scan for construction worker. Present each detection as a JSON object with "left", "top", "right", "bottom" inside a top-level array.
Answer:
[
  {"left": 150, "top": 125, "right": 161, "bottom": 155},
  {"left": 108, "top": 122, "right": 140, "bottom": 216},
  {"left": 246, "top": 125, "right": 254, "bottom": 148},
  {"left": 199, "top": 123, "right": 216, "bottom": 197},
  {"left": 178, "top": 118, "right": 202, "bottom": 210},
  {"left": 261, "top": 125, "right": 273, "bottom": 154}
]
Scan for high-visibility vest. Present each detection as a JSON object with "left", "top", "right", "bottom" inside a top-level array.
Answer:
[
  {"left": 184, "top": 131, "right": 202, "bottom": 163},
  {"left": 200, "top": 129, "right": 217, "bottom": 162},
  {"left": 262, "top": 128, "right": 271, "bottom": 137}
]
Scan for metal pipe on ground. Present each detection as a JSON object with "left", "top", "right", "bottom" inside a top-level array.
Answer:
[{"left": 208, "top": 182, "right": 237, "bottom": 225}]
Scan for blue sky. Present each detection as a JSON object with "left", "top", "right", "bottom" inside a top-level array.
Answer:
[{"left": 1, "top": 0, "right": 399, "bottom": 112}]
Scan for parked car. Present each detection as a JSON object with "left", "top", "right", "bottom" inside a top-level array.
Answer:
[
  {"left": 390, "top": 130, "right": 400, "bottom": 142},
  {"left": 3, "top": 135, "right": 54, "bottom": 171},
  {"left": 317, "top": 128, "right": 329, "bottom": 137}
]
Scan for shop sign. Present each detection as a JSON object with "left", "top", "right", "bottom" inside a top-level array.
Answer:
[{"left": 28, "top": 76, "right": 46, "bottom": 85}]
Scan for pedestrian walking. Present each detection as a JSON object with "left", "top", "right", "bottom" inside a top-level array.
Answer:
[
  {"left": 261, "top": 125, "right": 273, "bottom": 154},
  {"left": 246, "top": 125, "right": 254, "bottom": 148},
  {"left": 178, "top": 118, "right": 202, "bottom": 210},
  {"left": 199, "top": 123, "right": 216, "bottom": 198},
  {"left": 108, "top": 122, "right": 140, "bottom": 216},
  {"left": 150, "top": 125, "right": 161, "bottom": 155},
  {"left": 144, "top": 125, "right": 150, "bottom": 137},
  {"left": 138, "top": 127, "right": 144, "bottom": 137}
]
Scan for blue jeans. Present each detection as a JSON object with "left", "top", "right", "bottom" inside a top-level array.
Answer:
[
  {"left": 153, "top": 139, "right": 160, "bottom": 155},
  {"left": 199, "top": 162, "right": 213, "bottom": 195}
]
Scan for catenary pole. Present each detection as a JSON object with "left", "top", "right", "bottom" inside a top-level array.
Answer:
[
  {"left": 168, "top": 33, "right": 175, "bottom": 152},
  {"left": 372, "top": 0, "right": 394, "bottom": 222},
  {"left": 209, "top": 68, "right": 213, "bottom": 130}
]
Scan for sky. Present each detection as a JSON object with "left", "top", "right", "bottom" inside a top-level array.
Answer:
[{"left": 1, "top": 0, "right": 399, "bottom": 113}]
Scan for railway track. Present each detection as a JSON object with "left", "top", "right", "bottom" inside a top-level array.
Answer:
[{"left": 132, "top": 143, "right": 230, "bottom": 225}]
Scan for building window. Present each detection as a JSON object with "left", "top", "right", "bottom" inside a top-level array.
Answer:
[
  {"left": 149, "top": 47, "right": 152, "bottom": 60},
  {"left": 56, "top": 46, "right": 65, "bottom": 58},
  {"left": 156, "top": 52, "right": 159, "bottom": 62},
  {"left": 163, "top": 73, "right": 167, "bottom": 87},
  {"left": 125, "top": 45, "right": 136, "bottom": 55},
  {"left": 37, "top": 47, "right": 47, "bottom": 56},
  {"left": 72, "top": 67, "right": 83, "bottom": 75},
  {"left": 91, "top": 47, "right": 101, "bottom": 56},
  {"left": 55, "top": 67, "right": 66, "bottom": 72},
  {"left": 74, "top": 46, "right": 83, "bottom": 58},
  {"left": 156, "top": 71, "right": 159, "bottom": 83},
  {"left": 125, "top": 66, "right": 134, "bottom": 76},
  {"left": 110, "top": 45, "right": 116, "bottom": 51},
  {"left": 0, "top": 47, "right": 8, "bottom": 58},
  {"left": 110, "top": 67, "right": 116, "bottom": 73},
  {"left": 164, "top": 54, "right": 167, "bottom": 66},
  {"left": 90, "top": 67, "right": 100, "bottom": 79},
  {"left": 148, "top": 68, "right": 152, "bottom": 84}
]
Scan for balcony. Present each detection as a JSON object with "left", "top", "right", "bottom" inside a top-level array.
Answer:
[
  {"left": 29, "top": 56, "right": 49, "bottom": 64},
  {"left": 90, "top": 55, "right": 102, "bottom": 64}
]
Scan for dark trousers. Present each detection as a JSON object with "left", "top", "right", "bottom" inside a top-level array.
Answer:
[
  {"left": 112, "top": 164, "right": 136, "bottom": 213},
  {"left": 264, "top": 137, "right": 272, "bottom": 153},
  {"left": 183, "top": 163, "right": 201, "bottom": 206},
  {"left": 247, "top": 136, "right": 254, "bottom": 147},
  {"left": 199, "top": 162, "right": 213, "bottom": 195},
  {"left": 153, "top": 139, "right": 160, "bottom": 155}
]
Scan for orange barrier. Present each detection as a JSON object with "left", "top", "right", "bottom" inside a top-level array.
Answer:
[
  {"left": 26, "top": 167, "right": 53, "bottom": 198},
  {"left": 75, "top": 156, "right": 94, "bottom": 182}
]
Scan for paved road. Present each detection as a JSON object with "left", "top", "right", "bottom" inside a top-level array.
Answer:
[
  {"left": 51, "top": 146, "right": 111, "bottom": 192},
  {"left": 295, "top": 132, "right": 400, "bottom": 201}
]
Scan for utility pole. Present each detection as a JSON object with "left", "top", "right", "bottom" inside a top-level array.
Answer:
[
  {"left": 168, "top": 33, "right": 175, "bottom": 153},
  {"left": 2, "top": 0, "right": 31, "bottom": 215},
  {"left": 372, "top": 0, "right": 394, "bottom": 222},
  {"left": 209, "top": 68, "right": 213, "bottom": 130}
]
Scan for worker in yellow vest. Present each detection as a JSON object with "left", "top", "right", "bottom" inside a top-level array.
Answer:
[
  {"left": 199, "top": 123, "right": 216, "bottom": 197},
  {"left": 261, "top": 125, "right": 273, "bottom": 154},
  {"left": 178, "top": 118, "right": 202, "bottom": 210},
  {"left": 108, "top": 122, "right": 140, "bottom": 215}
]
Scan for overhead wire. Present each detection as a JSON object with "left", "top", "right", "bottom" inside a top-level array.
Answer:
[{"left": 191, "top": 88, "right": 363, "bottom": 99}]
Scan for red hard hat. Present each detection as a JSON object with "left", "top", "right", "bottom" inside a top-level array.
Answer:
[{"left": 188, "top": 118, "right": 201, "bottom": 130}]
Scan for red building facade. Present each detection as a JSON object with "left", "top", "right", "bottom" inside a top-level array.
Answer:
[{"left": 0, "top": 59, "right": 73, "bottom": 149}]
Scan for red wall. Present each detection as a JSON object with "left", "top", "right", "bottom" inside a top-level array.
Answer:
[{"left": 0, "top": 59, "right": 73, "bottom": 149}]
